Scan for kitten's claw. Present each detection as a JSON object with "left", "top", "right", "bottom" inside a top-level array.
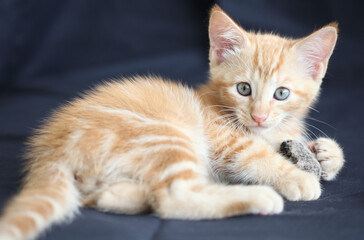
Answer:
[
  {"left": 312, "top": 138, "right": 344, "bottom": 181},
  {"left": 321, "top": 171, "right": 328, "bottom": 179}
]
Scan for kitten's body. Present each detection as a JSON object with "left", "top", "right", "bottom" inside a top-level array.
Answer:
[{"left": 0, "top": 6, "right": 344, "bottom": 240}]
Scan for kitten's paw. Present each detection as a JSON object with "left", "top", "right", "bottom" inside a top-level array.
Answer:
[
  {"left": 247, "top": 186, "right": 284, "bottom": 215},
  {"left": 276, "top": 170, "right": 321, "bottom": 201},
  {"left": 311, "top": 138, "right": 344, "bottom": 181}
]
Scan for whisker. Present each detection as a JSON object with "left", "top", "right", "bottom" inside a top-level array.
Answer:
[
  {"left": 303, "top": 125, "right": 319, "bottom": 139},
  {"left": 307, "top": 116, "right": 336, "bottom": 130},
  {"left": 309, "top": 106, "right": 320, "bottom": 113},
  {"left": 202, "top": 104, "right": 236, "bottom": 114},
  {"left": 198, "top": 90, "right": 215, "bottom": 98},
  {"left": 207, "top": 113, "right": 236, "bottom": 126},
  {"left": 218, "top": 109, "right": 235, "bottom": 114},
  {"left": 304, "top": 122, "right": 329, "bottom": 138},
  {"left": 280, "top": 114, "right": 314, "bottom": 142},
  {"left": 216, "top": 115, "right": 237, "bottom": 136}
]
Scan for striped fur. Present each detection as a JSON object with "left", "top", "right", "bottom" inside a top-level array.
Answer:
[{"left": 0, "top": 5, "right": 344, "bottom": 240}]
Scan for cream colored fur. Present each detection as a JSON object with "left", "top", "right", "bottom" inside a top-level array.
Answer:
[{"left": 0, "top": 5, "right": 344, "bottom": 240}]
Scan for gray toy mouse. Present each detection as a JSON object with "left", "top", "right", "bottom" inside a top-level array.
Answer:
[{"left": 280, "top": 140, "right": 322, "bottom": 179}]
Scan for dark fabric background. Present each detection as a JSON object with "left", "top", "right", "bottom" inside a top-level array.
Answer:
[{"left": 0, "top": 0, "right": 363, "bottom": 239}]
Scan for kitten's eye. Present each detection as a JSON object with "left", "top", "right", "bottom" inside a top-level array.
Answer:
[
  {"left": 274, "top": 87, "right": 290, "bottom": 100},
  {"left": 237, "top": 82, "right": 251, "bottom": 96}
]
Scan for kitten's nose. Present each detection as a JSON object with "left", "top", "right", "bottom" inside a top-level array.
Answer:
[{"left": 251, "top": 113, "right": 268, "bottom": 124}]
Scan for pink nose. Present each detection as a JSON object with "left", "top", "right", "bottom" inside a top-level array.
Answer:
[{"left": 251, "top": 113, "right": 268, "bottom": 124}]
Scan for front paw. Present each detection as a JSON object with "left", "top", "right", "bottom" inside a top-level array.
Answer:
[
  {"left": 275, "top": 170, "right": 321, "bottom": 201},
  {"left": 310, "top": 138, "right": 345, "bottom": 181}
]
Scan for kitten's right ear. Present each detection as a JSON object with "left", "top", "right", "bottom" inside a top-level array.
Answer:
[
  {"left": 209, "top": 5, "right": 250, "bottom": 65},
  {"left": 292, "top": 23, "right": 338, "bottom": 80}
]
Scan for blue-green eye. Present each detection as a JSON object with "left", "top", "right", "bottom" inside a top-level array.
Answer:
[
  {"left": 237, "top": 82, "right": 251, "bottom": 96},
  {"left": 274, "top": 87, "right": 290, "bottom": 100}
]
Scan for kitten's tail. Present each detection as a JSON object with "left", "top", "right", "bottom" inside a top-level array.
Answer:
[{"left": 0, "top": 165, "right": 80, "bottom": 240}]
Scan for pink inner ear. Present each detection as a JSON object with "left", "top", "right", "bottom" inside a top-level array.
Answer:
[
  {"left": 301, "top": 44, "right": 326, "bottom": 78},
  {"left": 215, "top": 35, "right": 237, "bottom": 50},
  {"left": 295, "top": 27, "right": 337, "bottom": 79},
  {"left": 211, "top": 35, "right": 239, "bottom": 64},
  {"left": 212, "top": 48, "right": 225, "bottom": 65},
  {"left": 209, "top": 11, "right": 248, "bottom": 64}
]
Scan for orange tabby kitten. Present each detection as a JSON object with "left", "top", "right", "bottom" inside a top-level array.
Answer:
[{"left": 0, "top": 5, "right": 344, "bottom": 240}]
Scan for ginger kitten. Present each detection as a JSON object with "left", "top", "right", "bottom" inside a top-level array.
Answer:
[{"left": 0, "top": 5, "right": 344, "bottom": 240}]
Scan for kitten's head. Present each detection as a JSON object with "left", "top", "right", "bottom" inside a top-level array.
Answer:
[{"left": 205, "top": 5, "right": 338, "bottom": 134}]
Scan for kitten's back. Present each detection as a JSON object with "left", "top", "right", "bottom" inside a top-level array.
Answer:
[{"left": 0, "top": 76, "right": 207, "bottom": 240}]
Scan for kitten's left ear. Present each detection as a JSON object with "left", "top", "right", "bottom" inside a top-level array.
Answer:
[{"left": 293, "top": 23, "right": 338, "bottom": 80}]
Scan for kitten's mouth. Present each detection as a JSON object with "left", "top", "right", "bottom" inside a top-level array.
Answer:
[
  {"left": 248, "top": 124, "right": 268, "bottom": 129},
  {"left": 249, "top": 125, "right": 268, "bottom": 129},
  {"left": 247, "top": 124, "right": 270, "bottom": 133}
]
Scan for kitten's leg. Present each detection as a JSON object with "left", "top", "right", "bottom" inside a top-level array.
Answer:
[
  {"left": 151, "top": 178, "right": 283, "bottom": 218},
  {"left": 85, "top": 163, "right": 283, "bottom": 218},
  {"left": 143, "top": 149, "right": 283, "bottom": 218},
  {"left": 86, "top": 181, "right": 150, "bottom": 214},
  {"left": 213, "top": 134, "right": 321, "bottom": 201},
  {"left": 307, "top": 138, "right": 344, "bottom": 181}
]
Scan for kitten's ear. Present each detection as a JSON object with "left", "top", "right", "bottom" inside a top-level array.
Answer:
[
  {"left": 209, "top": 5, "right": 250, "bottom": 65},
  {"left": 293, "top": 23, "right": 338, "bottom": 80}
]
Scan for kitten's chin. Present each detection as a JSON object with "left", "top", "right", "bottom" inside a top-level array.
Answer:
[{"left": 247, "top": 125, "right": 272, "bottom": 134}]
